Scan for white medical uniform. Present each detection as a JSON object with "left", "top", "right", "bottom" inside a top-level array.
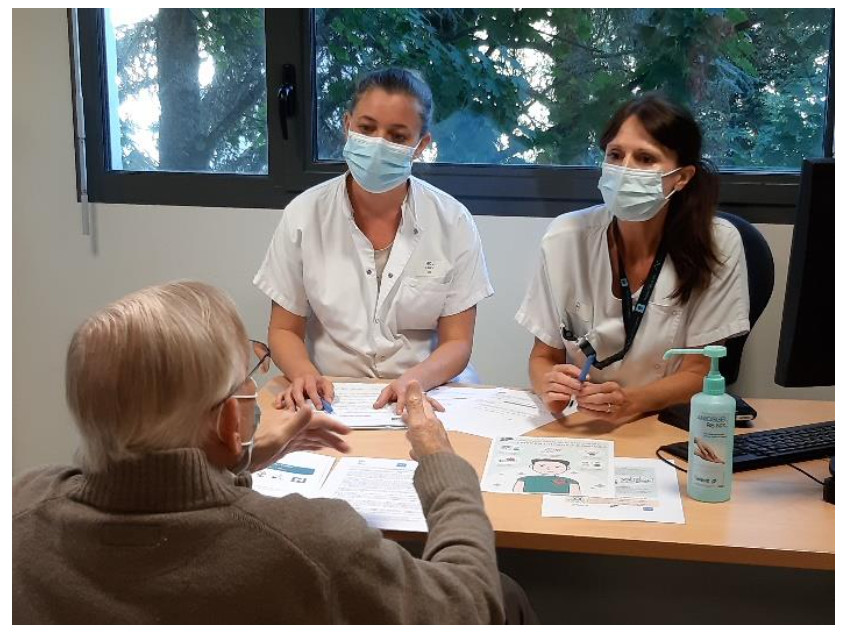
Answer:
[
  {"left": 254, "top": 174, "right": 494, "bottom": 379},
  {"left": 515, "top": 205, "right": 750, "bottom": 388}
]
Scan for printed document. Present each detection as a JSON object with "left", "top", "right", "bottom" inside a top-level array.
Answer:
[
  {"left": 429, "top": 386, "right": 554, "bottom": 438},
  {"left": 251, "top": 451, "right": 335, "bottom": 498},
  {"left": 481, "top": 436, "right": 615, "bottom": 497},
  {"left": 542, "top": 458, "right": 685, "bottom": 523},
  {"left": 319, "top": 457, "right": 427, "bottom": 532},
  {"left": 327, "top": 383, "right": 404, "bottom": 429}
]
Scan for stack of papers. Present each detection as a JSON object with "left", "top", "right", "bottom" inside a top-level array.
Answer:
[
  {"left": 252, "top": 454, "right": 426, "bottom": 532},
  {"left": 251, "top": 440, "right": 684, "bottom": 531},
  {"left": 322, "top": 383, "right": 555, "bottom": 439}
]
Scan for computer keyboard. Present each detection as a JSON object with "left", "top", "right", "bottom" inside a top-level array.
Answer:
[{"left": 661, "top": 420, "right": 835, "bottom": 472}]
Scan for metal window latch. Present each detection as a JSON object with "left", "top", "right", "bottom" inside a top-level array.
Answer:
[{"left": 278, "top": 64, "right": 296, "bottom": 140}]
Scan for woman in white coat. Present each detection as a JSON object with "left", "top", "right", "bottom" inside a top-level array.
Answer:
[
  {"left": 516, "top": 93, "right": 750, "bottom": 424},
  {"left": 255, "top": 68, "right": 493, "bottom": 414}
]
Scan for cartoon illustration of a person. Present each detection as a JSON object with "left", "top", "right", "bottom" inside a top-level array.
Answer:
[{"left": 513, "top": 458, "right": 581, "bottom": 495}]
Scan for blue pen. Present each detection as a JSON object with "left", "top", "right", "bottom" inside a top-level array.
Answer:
[
  {"left": 578, "top": 355, "right": 595, "bottom": 384},
  {"left": 563, "top": 354, "right": 596, "bottom": 414},
  {"left": 322, "top": 399, "right": 334, "bottom": 415}
]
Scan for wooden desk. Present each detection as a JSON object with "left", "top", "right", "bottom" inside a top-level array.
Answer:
[{"left": 260, "top": 379, "right": 834, "bottom": 571}]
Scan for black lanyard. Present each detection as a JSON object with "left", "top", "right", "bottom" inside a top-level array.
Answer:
[{"left": 577, "top": 221, "right": 667, "bottom": 370}]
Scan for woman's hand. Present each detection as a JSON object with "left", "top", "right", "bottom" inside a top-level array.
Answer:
[
  {"left": 373, "top": 376, "right": 444, "bottom": 416},
  {"left": 538, "top": 364, "right": 585, "bottom": 414},
  {"left": 275, "top": 374, "right": 335, "bottom": 411},
  {"left": 577, "top": 381, "right": 642, "bottom": 424}
]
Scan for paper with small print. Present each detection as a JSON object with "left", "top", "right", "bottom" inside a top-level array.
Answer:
[
  {"left": 328, "top": 383, "right": 404, "bottom": 429},
  {"left": 480, "top": 436, "right": 615, "bottom": 497},
  {"left": 541, "top": 458, "right": 685, "bottom": 523},
  {"left": 319, "top": 457, "right": 427, "bottom": 532},
  {"left": 429, "top": 386, "right": 555, "bottom": 438},
  {"left": 251, "top": 451, "right": 335, "bottom": 499}
]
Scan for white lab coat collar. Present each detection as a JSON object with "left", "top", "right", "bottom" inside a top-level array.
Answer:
[{"left": 339, "top": 171, "right": 424, "bottom": 236}]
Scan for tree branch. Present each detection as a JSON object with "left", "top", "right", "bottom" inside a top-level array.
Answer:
[{"left": 201, "top": 79, "right": 264, "bottom": 157}]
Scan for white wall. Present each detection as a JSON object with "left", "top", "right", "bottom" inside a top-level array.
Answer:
[{"left": 12, "top": 9, "right": 833, "bottom": 476}]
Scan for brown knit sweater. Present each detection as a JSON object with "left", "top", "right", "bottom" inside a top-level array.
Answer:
[{"left": 12, "top": 448, "right": 504, "bottom": 624}]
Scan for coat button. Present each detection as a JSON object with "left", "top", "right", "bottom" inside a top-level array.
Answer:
[
  {"left": 388, "top": 273, "right": 394, "bottom": 278},
  {"left": 366, "top": 269, "right": 372, "bottom": 275}
]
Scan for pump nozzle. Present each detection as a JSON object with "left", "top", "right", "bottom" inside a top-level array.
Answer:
[{"left": 663, "top": 345, "right": 727, "bottom": 395}]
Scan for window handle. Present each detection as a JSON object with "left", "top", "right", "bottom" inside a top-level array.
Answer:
[{"left": 277, "top": 64, "right": 296, "bottom": 140}]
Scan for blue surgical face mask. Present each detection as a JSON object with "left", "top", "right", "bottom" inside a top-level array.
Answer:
[
  {"left": 598, "top": 162, "right": 682, "bottom": 222},
  {"left": 342, "top": 130, "right": 419, "bottom": 194}
]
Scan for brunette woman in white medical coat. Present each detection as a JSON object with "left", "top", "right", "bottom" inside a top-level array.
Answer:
[{"left": 517, "top": 94, "right": 749, "bottom": 424}]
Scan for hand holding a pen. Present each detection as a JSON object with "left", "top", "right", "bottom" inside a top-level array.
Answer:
[
  {"left": 538, "top": 358, "right": 592, "bottom": 414},
  {"left": 275, "top": 373, "right": 335, "bottom": 412},
  {"left": 577, "top": 359, "right": 638, "bottom": 423}
]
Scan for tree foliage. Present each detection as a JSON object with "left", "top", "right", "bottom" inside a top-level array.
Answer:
[
  {"left": 111, "top": 8, "right": 832, "bottom": 173},
  {"left": 113, "top": 8, "right": 266, "bottom": 173}
]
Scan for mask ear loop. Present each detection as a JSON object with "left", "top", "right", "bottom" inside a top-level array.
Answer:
[
  {"left": 661, "top": 166, "right": 684, "bottom": 201},
  {"left": 217, "top": 377, "right": 260, "bottom": 475}
]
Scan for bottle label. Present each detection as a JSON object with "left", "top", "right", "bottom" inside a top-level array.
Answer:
[{"left": 689, "top": 415, "right": 730, "bottom": 490}]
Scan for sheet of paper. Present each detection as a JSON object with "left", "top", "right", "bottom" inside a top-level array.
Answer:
[
  {"left": 327, "top": 382, "right": 404, "bottom": 429},
  {"left": 430, "top": 386, "right": 555, "bottom": 438},
  {"left": 425, "top": 386, "right": 495, "bottom": 409},
  {"left": 481, "top": 436, "right": 615, "bottom": 497},
  {"left": 541, "top": 458, "right": 685, "bottom": 524},
  {"left": 319, "top": 457, "right": 427, "bottom": 532},
  {"left": 251, "top": 451, "right": 335, "bottom": 499}
]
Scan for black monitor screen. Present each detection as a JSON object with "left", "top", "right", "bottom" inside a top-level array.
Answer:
[{"left": 775, "top": 158, "right": 835, "bottom": 387}]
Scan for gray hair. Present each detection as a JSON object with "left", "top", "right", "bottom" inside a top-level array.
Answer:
[{"left": 65, "top": 281, "right": 249, "bottom": 471}]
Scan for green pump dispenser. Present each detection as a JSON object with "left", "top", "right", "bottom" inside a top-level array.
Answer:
[
  {"left": 664, "top": 345, "right": 727, "bottom": 395},
  {"left": 664, "top": 345, "right": 735, "bottom": 502}
]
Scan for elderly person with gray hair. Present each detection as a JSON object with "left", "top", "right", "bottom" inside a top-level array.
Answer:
[{"left": 13, "top": 281, "right": 535, "bottom": 624}]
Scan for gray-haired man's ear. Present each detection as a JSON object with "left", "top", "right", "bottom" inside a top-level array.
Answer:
[{"left": 202, "top": 398, "right": 243, "bottom": 470}]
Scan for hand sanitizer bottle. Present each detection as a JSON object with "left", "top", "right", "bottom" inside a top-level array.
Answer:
[{"left": 663, "top": 346, "right": 736, "bottom": 503}]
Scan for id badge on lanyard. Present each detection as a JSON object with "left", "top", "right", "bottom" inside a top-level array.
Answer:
[{"left": 562, "top": 221, "right": 667, "bottom": 370}]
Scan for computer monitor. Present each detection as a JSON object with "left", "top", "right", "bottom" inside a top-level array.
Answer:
[{"left": 775, "top": 158, "right": 835, "bottom": 387}]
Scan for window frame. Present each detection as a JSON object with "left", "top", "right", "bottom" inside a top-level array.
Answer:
[{"left": 76, "top": 8, "right": 834, "bottom": 224}]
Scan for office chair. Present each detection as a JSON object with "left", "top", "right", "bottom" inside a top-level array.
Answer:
[{"left": 716, "top": 212, "right": 775, "bottom": 385}]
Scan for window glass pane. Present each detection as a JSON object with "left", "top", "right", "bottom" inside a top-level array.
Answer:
[
  {"left": 104, "top": 8, "right": 267, "bottom": 174},
  {"left": 314, "top": 8, "right": 832, "bottom": 171}
]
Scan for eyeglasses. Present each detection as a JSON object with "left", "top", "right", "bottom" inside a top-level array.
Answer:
[{"left": 214, "top": 340, "right": 271, "bottom": 409}]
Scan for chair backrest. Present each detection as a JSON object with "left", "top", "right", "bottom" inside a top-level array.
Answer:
[{"left": 716, "top": 212, "right": 775, "bottom": 384}]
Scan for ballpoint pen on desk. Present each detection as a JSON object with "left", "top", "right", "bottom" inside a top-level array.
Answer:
[{"left": 562, "top": 354, "right": 595, "bottom": 416}]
